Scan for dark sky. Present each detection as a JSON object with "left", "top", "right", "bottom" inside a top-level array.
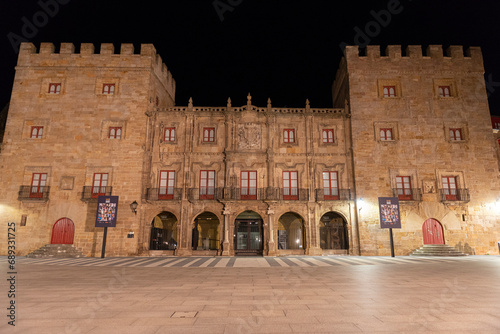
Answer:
[{"left": 1, "top": 0, "right": 499, "bottom": 114}]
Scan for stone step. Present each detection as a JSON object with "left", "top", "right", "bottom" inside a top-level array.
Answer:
[
  {"left": 26, "top": 244, "right": 85, "bottom": 258},
  {"left": 409, "top": 244, "right": 468, "bottom": 257}
]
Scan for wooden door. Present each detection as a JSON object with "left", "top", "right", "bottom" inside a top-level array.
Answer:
[
  {"left": 51, "top": 218, "right": 75, "bottom": 244},
  {"left": 422, "top": 219, "right": 444, "bottom": 245}
]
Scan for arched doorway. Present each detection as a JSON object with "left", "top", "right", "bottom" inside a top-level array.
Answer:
[
  {"left": 422, "top": 219, "right": 445, "bottom": 245},
  {"left": 51, "top": 218, "right": 75, "bottom": 244},
  {"left": 277, "top": 212, "right": 305, "bottom": 252},
  {"left": 192, "top": 212, "right": 220, "bottom": 251},
  {"left": 150, "top": 211, "right": 178, "bottom": 250},
  {"left": 234, "top": 211, "right": 263, "bottom": 256},
  {"left": 319, "top": 212, "right": 348, "bottom": 250}
]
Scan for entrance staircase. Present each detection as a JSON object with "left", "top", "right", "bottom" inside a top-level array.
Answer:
[
  {"left": 26, "top": 244, "right": 85, "bottom": 258},
  {"left": 410, "top": 244, "right": 468, "bottom": 257}
]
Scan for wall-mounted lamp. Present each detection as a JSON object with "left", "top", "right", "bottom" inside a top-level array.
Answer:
[
  {"left": 130, "top": 200, "right": 138, "bottom": 215},
  {"left": 357, "top": 198, "right": 364, "bottom": 210}
]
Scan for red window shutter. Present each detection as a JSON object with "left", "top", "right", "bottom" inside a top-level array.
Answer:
[
  {"left": 442, "top": 176, "right": 457, "bottom": 200},
  {"left": 322, "top": 129, "right": 334, "bottom": 143},
  {"left": 396, "top": 176, "right": 412, "bottom": 200},
  {"left": 323, "top": 171, "right": 339, "bottom": 200},
  {"left": 164, "top": 127, "right": 175, "bottom": 142},
  {"left": 30, "top": 173, "right": 47, "bottom": 198},
  {"left": 283, "top": 171, "right": 298, "bottom": 200},
  {"left": 159, "top": 171, "right": 175, "bottom": 199},
  {"left": 200, "top": 170, "right": 215, "bottom": 199},
  {"left": 92, "top": 173, "right": 108, "bottom": 198},
  {"left": 30, "top": 126, "right": 43, "bottom": 139},
  {"left": 241, "top": 171, "right": 257, "bottom": 199},
  {"left": 284, "top": 129, "right": 295, "bottom": 143}
]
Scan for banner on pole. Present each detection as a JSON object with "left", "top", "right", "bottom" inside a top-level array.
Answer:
[
  {"left": 95, "top": 196, "right": 119, "bottom": 228},
  {"left": 378, "top": 197, "right": 401, "bottom": 229}
]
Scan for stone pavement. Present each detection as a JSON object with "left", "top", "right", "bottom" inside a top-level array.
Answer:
[{"left": 1, "top": 256, "right": 500, "bottom": 334}]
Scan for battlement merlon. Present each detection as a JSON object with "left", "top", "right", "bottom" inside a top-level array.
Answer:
[
  {"left": 17, "top": 42, "right": 176, "bottom": 101},
  {"left": 343, "top": 45, "right": 484, "bottom": 73}
]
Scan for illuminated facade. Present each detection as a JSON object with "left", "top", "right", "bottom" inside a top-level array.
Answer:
[{"left": 1, "top": 42, "right": 499, "bottom": 257}]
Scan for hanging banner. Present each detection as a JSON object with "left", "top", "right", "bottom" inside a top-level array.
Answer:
[
  {"left": 95, "top": 196, "right": 119, "bottom": 228},
  {"left": 378, "top": 197, "right": 401, "bottom": 229}
]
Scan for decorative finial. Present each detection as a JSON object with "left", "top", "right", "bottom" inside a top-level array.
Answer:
[
  {"left": 188, "top": 97, "right": 193, "bottom": 108},
  {"left": 247, "top": 93, "right": 252, "bottom": 105},
  {"left": 306, "top": 99, "right": 310, "bottom": 107},
  {"left": 227, "top": 97, "right": 232, "bottom": 108},
  {"left": 267, "top": 98, "right": 272, "bottom": 108}
]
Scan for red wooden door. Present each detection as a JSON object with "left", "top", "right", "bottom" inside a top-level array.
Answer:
[
  {"left": 422, "top": 219, "right": 444, "bottom": 245},
  {"left": 51, "top": 218, "right": 75, "bottom": 244}
]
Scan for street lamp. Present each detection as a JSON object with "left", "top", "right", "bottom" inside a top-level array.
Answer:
[{"left": 130, "top": 200, "right": 138, "bottom": 215}]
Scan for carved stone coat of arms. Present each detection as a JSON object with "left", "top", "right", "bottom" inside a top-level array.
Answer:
[{"left": 237, "top": 124, "right": 262, "bottom": 150}]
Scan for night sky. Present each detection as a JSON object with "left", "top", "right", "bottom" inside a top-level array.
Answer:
[{"left": 1, "top": 0, "right": 499, "bottom": 114}]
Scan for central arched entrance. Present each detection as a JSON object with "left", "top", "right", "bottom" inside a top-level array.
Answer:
[
  {"left": 192, "top": 212, "right": 220, "bottom": 253},
  {"left": 234, "top": 211, "right": 263, "bottom": 256},
  {"left": 150, "top": 211, "right": 178, "bottom": 250},
  {"left": 422, "top": 218, "right": 445, "bottom": 245},
  {"left": 277, "top": 212, "right": 305, "bottom": 255},
  {"left": 319, "top": 212, "right": 348, "bottom": 251},
  {"left": 51, "top": 218, "right": 75, "bottom": 244}
]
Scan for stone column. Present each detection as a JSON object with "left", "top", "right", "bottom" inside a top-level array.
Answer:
[
  {"left": 222, "top": 208, "right": 231, "bottom": 256},
  {"left": 350, "top": 202, "right": 361, "bottom": 255},
  {"left": 267, "top": 207, "right": 276, "bottom": 256}
]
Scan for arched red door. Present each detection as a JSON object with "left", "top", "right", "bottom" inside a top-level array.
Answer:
[
  {"left": 51, "top": 218, "right": 75, "bottom": 244},
  {"left": 422, "top": 219, "right": 444, "bottom": 245}
]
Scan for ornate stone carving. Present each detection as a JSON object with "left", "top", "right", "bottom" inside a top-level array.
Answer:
[
  {"left": 423, "top": 180, "right": 436, "bottom": 194},
  {"left": 237, "top": 123, "right": 262, "bottom": 150}
]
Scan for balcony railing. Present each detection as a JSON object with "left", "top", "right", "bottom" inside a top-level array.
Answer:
[
  {"left": 146, "top": 188, "right": 183, "bottom": 201},
  {"left": 188, "top": 188, "right": 224, "bottom": 201},
  {"left": 439, "top": 189, "right": 470, "bottom": 202},
  {"left": 81, "top": 186, "right": 113, "bottom": 201},
  {"left": 18, "top": 186, "right": 50, "bottom": 201},
  {"left": 266, "top": 188, "right": 309, "bottom": 201},
  {"left": 315, "top": 189, "right": 351, "bottom": 201},
  {"left": 392, "top": 188, "right": 422, "bottom": 201},
  {"left": 224, "top": 188, "right": 266, "bottom": 200}
]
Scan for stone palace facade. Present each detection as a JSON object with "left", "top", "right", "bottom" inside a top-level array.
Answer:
[{"left": 1, "top": 42, "right": 499, "bottom": 257}]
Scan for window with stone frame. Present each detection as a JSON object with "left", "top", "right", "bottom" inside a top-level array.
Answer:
[
  {"left": 102, "top": 83, "right": 115, "bottom": 95},
  {"left": 383, "top": 86, "right": 396, "bottom": 98},
  {"left": 200, "top": 170, "right": 215, "bottom": 199},
  {"left": 396, "top": 176, "right": 412, "bottom": 200},
  {"left": 283, "top": 171, "right": 298, "bottom": 200},
  {"left": 283, "top": 129, "right": 295, "bottom": 143},
  {"left": 30, "top": 126, "right": 43, "bottom": 139},
  {"left": 449, "top": 128, "right": 463, "bottom": 141},
  {"left": 159, "top": 170, "right": 175, "bottom": 199},
  {"left": 92, "top": 173, "right": 108, "bottom": 198},
  {"left": 48, "top": 83, "right": 61, "bottom": 94},
  {"left": 108, "top": 127, "right": 122, "bottom": 139},
  {"left": 241, "top": 171, "right": 257, "bottom": 200},
  {"left": 30, "top": 173, "right": 47, "bottom": 198},
  {"left": 322, "top": 129, "right": 334, "bottom": 143},
  {"left": 322, "top": 171, "right": 339, "bottom": 200},
  {"left": 441, "top": 176, "right": 458, "bottom": 201},
  {"left": 203, "top": 128, "right": 215, "bottom": 142},
  {"left": 164, "top": 127, "right": 175, "bottom": 142},
  {"left": 380, "top": 128, "right": 393, "bottom": 141},
  {"left": 439, "top": 85, "right": 451, "bottom": 97}
]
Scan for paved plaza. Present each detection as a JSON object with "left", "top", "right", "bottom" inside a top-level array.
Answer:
[{"left": 2, "top": 256, "right": 500, "bottom": 333}]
